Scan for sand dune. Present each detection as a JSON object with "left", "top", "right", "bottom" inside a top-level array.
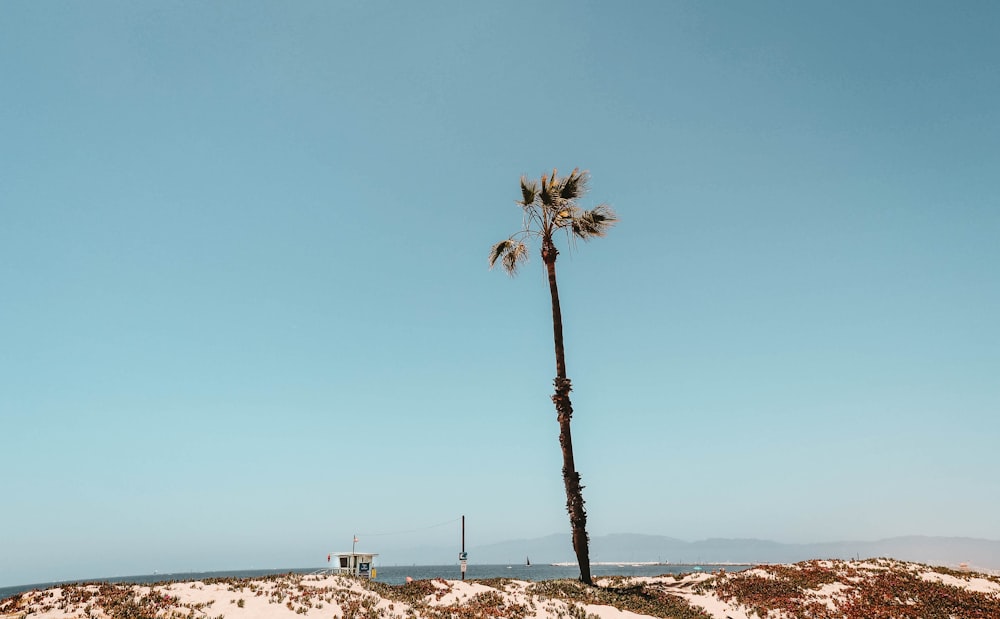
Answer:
[{"left": 4, "top": 559, "right": 999, "bottom": 619}]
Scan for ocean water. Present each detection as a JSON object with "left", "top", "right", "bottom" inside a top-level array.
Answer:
[
  {"left": 376, "top": 562, "right": 745, "bottom": 584},
  {"left": 1, "top": 563, "right": 747, "bottom": 601}
]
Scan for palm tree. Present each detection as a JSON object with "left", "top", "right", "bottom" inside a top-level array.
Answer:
[{"left": 489, "top": 168, "right": 616, "bottom": 585}]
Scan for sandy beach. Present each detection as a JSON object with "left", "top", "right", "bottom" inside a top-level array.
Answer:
[{"left": 4, "top": 559, "right": 999, "bottom": 619}]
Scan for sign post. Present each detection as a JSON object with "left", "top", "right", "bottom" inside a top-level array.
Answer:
[{"left": 460, "top": 515, "right": 466, "bottom": 580}]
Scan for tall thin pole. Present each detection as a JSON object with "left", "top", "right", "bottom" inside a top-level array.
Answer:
[{"left": 461, "top": 515, "right": 466, "bottom": 580}]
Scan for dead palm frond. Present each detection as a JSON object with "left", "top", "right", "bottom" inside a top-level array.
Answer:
[
  {"left": 570, "top": 203, "right": 617, "bottom": 239},
  {"left": 488, "top": 238, "right": 529, "bottom": 276}
]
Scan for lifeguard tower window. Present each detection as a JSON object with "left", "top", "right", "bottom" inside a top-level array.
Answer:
[{"left": 340, "top": 557, "right": 349, "bottom": 568}]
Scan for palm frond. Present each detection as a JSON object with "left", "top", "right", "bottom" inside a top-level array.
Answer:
[
  {"left": 502, "top": 240, "right": 528, "bottom": 275},
  {"left": 570, "top": 203, "right": 617, "bottom": 239},
  {"left": 488, "top": 238, "right": 529, "bottom": 275},
  {"left": 488, "top": 239, "right": 513, "bottom": 269},
  {"left": 519, "top": 177, "right": 538, "bottom": 206},
  {"left": 559, "top": 168, "right": 588, "bottom": 201},
  {"left": 539, "top": 169, "right": 557, "bottom": 207},
  {"left": 552, "top": 205, "right": 582, "bottom": 229}
]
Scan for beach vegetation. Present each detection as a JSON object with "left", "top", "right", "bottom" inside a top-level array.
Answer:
[
  {"left": 528, "top": 579, "right": 711, "bottom": 619},
  {"left": 489, "top": 168, "right": 616, "bottom": 586},
  {"left": 472, "top": 578, "right": 516, "bottom": 592},
  {"left": 559, "top": 604, "right": 599, "bottom": 619},
  {"left": 707, "top": 559, "right": 1000, "bottom": 619},
  {"left": 5, "top": 566, "right": 1000, "bottom": 619}
]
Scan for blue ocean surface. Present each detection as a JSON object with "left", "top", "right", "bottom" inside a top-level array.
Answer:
[{"left": 1, "top": 563, "right": 749, "bottom": 602}]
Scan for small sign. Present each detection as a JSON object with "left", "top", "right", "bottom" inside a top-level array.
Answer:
[
  {"left": 459, "top": 552, "right": 468, "bottom": 561},
  {"left": 359, "top": 562, "right": 371, "bottom": 577},
  {"left": 460, "top": 560, "right": 467, "bottom": 573}
]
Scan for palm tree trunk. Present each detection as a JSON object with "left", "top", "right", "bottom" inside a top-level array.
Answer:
[{"left": 542, "top": 237, "right": 593, "bottom": 585}]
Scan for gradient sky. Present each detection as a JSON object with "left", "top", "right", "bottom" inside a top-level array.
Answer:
[{"left": 2, "top": 1, "right": 998, "bottom": 587}]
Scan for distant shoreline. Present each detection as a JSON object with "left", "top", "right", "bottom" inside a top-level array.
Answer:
[{"left": 550, "top": 561, "right": 753, "bottom": 567}]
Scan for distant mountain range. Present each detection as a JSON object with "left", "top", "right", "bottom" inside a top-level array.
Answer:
[{"left": 459, "top": 534, "right": 1000, "bottom": 571}]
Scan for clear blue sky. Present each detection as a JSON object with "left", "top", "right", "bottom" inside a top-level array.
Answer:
[{"left": 2, "top": 1, "right": 998, "bottom": 587}]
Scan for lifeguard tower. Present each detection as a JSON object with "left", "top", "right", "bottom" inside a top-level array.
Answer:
[
  {"left": 328, "top": 551, "right": 378, "bottom": 578},
  {"left": 326, "top": 536, "right": 378, "bottom": 579}
]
